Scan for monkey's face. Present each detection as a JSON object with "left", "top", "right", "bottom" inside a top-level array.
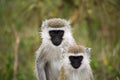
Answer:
[
  {"left": 41, "top": 26, "right": 73, "bottom": 47},
  {"left": 63, "top": 53, "right": 90, "bottom": 70},
  {"left": 69, "top": 55, "right": 83, "bottom": 69},
  {"left": 49, "top": 30, "right": 64, "bottom": 46}
]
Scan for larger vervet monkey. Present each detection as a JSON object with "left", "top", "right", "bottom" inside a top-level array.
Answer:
[
  {"left": 58, "top": 45, "right": 94, "bottom": 80},
  {"left": 35, "top": 18, "right": 76, "bottom": 80}
]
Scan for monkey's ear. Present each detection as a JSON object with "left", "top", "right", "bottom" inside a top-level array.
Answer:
[
  {"left": 85, "top": 48, "right": 91, "bottom": 57},
  {"left": 41, "top": 20, "right": 47, "bottom": 30},
  {"left": 60, "top": 48, "right": 67, "bottom": 54},
  {"left": 60, "top": 48, "right": 67, "bottom": 58}
]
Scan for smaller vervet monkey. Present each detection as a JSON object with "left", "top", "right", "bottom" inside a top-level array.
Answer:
[{"left": 58, "top": 45, "right": 94, "bottom": 80}]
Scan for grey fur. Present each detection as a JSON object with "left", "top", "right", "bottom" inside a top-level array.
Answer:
[
  {"left": 58, "top": 45, "right": 94, "bottom": 80},
  {"left": 35, "top": 18, "right": 76, "bottom": 80}
]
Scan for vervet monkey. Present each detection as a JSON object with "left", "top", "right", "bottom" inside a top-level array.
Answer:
[
  {"left": 58, "top": 45, "right": 94, "bottom": 80},
  {"left": 35, "top": 18, "right": 76, "bottom": 80}
]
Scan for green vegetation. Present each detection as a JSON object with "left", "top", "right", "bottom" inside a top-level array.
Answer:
[{"left": 0, "top": 0, "right": 120, "bottom": 80}]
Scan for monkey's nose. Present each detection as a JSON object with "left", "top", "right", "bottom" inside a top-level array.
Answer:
[
  {"left": 51, "top": 38, "right": 62, "bottom": 46},
  {"left": 72, "top": 62, "right": 81, "bottom": 69}
]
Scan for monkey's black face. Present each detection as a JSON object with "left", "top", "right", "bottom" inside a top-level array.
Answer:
[
  {"left": 49, "top": 30, "right": 64, "bottom": 46},
  {"left": 69, "top": 56, "right": 83, "bottom": 69}
]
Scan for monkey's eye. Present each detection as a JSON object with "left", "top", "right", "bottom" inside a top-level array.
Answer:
[
  {"left": 49, "top": 31, "right": 56, "bottom": 37},
  {"left": 69, "top": 56, "right": 83, "bottom": 63},
  {"left": 57, "top": 30, "right": 64, "bottom": 36},
  {"left": 49, "top": 30, "right": 64, "bottom": 37}
]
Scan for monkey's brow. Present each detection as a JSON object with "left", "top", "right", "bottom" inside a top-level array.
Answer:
[
  {"left": 47, "top": 19, "right": 66, "bottom": 28},
  {"left": 68, "top": 45, "right": 85, "bottom": 54}
]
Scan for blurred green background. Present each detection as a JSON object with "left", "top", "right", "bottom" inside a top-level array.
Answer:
[{"left": 0, "top": 0, "right": 120, "bottom": 80}]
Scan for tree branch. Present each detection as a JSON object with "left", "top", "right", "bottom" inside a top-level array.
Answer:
[
  {"left": 12, "top": 25, "right": 20, "bottom": 80},
  {"left": 69, "top": 0, "right": 87, "bottom": 25}
]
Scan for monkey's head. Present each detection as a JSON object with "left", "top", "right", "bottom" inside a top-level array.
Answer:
[
  {"left": 41, "top": 18, "right": 74, "bottom": 47},
  {"left": 61, "top": 45, "right": 91, "bottom": 70}
]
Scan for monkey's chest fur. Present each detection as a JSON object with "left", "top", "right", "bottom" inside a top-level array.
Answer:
[
  {"left": 63, "top": 68, "right": 92, "bottom": 80},
  {"left": 45, "top": 47, "right": 62, "bottom": 80}
]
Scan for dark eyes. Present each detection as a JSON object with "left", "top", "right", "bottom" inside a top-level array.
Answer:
[
  {"left": 49, "top": 31, "right": 55, "bottom": 36},
  {"left": 49, "top": 30, "right": 64, "bottom": 37},
  {"left": 69, "top": 56, "right": 83, "bottom": 62},
  {"left": 58, "top": 30, "right": 64, "bottom": 36}
]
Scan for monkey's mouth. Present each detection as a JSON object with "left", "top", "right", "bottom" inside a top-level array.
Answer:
[
  {"left": 71, "top": 63, "right": 81, "bottom": 69},
  {"left": 51, "top": 38, "right": 63, "bottom": 46}
]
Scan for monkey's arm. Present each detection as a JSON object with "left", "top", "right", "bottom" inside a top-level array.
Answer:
[
  {"left": 89, "top": 70, "right": 95, "bottom": 80},
  {"left": 90, "top": 74, "right": 95, "bottom": 80},
  {"left": 58, "top": 67, "right": 65, "bottom": 80},
  {"left": 35, "top": 46, "right": 47, "bottom": 80}
]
